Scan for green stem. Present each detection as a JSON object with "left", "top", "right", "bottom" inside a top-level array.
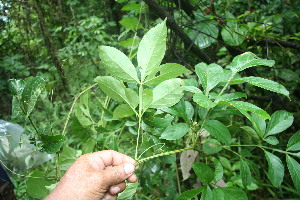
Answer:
[
  {"left": 135, "top": 147, "right": 193, "bottom": 166},
  {"left": 62, "top": 83, "right": 97, "bottom": 136},
  {"left": 135, "top": 84, "right": 144, "bottom": 160},
  {"left": 215, "top": 72, "right": 236, "bottom": 100},
  {"left": 224, "top": 144, "right": 295, "bottom": 156}
]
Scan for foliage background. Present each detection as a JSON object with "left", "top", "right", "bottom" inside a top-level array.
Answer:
[{"left": 0, "top": 0, "right": 299, "bottom": 199}]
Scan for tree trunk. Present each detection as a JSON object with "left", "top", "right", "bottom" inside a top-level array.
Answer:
[{"left": 33, "top": 0, "right": 69, "bottom": 92}]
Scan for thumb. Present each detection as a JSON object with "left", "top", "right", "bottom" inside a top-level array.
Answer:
[{"left": 100, "top": 163, "right": 135, "bottom": 186}]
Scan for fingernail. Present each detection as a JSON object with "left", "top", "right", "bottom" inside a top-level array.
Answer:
[
  {"left": 124, "top": 163, "right": 135, "bottom": 174},
  {"left": 102, "top": 194, "right": 111, "bottom": 200},
  {"left": 111, "top": 186, "right": 121, "bottom": 194}
]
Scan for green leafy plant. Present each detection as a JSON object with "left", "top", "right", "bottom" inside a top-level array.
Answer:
[{"left": 8, "top": 20, "right": 300, "bottom": 199}]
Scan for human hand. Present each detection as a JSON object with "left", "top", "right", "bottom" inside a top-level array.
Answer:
[{"left": 45, "top": 150, "right": 137, "bottom": 200}]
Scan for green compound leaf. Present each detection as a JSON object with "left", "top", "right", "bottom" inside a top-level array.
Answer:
[
  {"left": 192, "top": 162, "right": 214, "bottom": 185},
  {"left": 193, "top": 93, "right": 217, "bottom": 108},
  {"left": 160, "top": 123, "right": 189, "bottom": 140},
  {"left": 21, "top": 77, "right": 45, "bottom": 119},
  {"left": 138, "top": 20, "right": 167, "bottom": 81},
  {"left": 176, "top": 186, "right": 205, "bottom": 200},
  {"left": 203, "top": 138, "right": 222, "bottom": 154},
  {"left": 240, "top": 159, "right": 252, "bottom": 187},
  {"left": 144, "top": 63, "right": 189, "bottom": 86},
  {"left": 118, "top": 181, "right": 138, "bottom": 200},
  {"left": 113, "top": 104, "right": 136, "bottom": 118},
  {"left": 241, "top": 76, "right": 289, "bottom": 98},
  {"left": 150, "top": 78, "right": 184, "bottom": 109},
  {"left": 264, "top": 151, "right": 284, "bottom": 187},
  {"left": 264, "top": 110, "right": 294, "bottom": 137},
  {"left": 204, "top": 120, "right": 231, "bottom": 145},
  {"left": 215, "top": 92, "right": 247, "bottom": 103},
  {"left": 227, "top": 52, "right": 275, "bottom": 73},
  {"left": 195, "top": 63, "right": 224, "bottom": 93},
  {"left": 286, "top": 155, "right": 300, "bottom": 192},
  {"left": 212, "top": 187, "right": 248, "bottom": 200},
  {"left": 287, "top": 130, "right": 300, "bottom": 151},
  {"left": 226, "top": 100, "right": 270, "bottom": 119},
  {"left": 119, "top": 17, "right": 142, "bottom": 30},
  {"left": 27, "top": 171, "right": 56, "bottom": 199},
  {"left": 99, "top": 46, "right": 139, "bottom": 83}
]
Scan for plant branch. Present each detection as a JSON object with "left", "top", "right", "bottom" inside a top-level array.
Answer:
[
  {"left": 61, "top": 83, "right": 97, "bottom": 136},
  {"left": 143, "top": 0, "right": 211, "bottom": 63}
]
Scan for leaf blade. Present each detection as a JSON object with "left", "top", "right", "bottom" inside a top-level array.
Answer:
[
  {"left": 150, "top": 78, "right": 184, "bottom": 109},
  {"left": 138, "top": 20, "right": 167, "bottom": 81},
  {"left": 99, "top": 46, "right": 139, "bottom": 83},
  {"left": 241, "top": 76, "right": 289, "bottom": 97},
  {"left": 264, "top": 151, "right": 284, "bottom": 187},
  {"left": 204, "top": 120, "right": 231, "bottom": 145}
]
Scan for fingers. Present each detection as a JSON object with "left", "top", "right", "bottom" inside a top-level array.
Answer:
[
  {"left": 87, "top": 150, "right": 136, "bottom": 169},
  {"left": 102, "top": 193, "right": 117, "bottom": 200},
  {"left": 109, "top": 182, "right": 126, "bottom": 195},
  {"left": 127, "top": 174, "right": 137, "bottom": 183},
  {"left": 100, "top": 163, "right": 136, "bottom": 186}
]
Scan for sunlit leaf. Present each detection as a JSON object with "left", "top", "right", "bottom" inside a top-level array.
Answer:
[
  {"left": 193, "top": 93, "right": 217, "bottom": 108},
  {"left": 227, "top": 52, "right": 275, "bottom": 73},
  {"left": 226, "top": 101, "right": 270, "bottom": 119},
  {"left": 99, "top": 46, "right": 139, "bottom": 83},
  {"left": 241, "top": 77, "right": 289, "bottom": 98},
  {"left": 138, "top": 20, "right": 167, "bottom": 81},
  {"left": 144, "top": 63, "right": 189, "bottom": 86},
  {"left": 150, "top": 78, "right": 184, "bottom": 109},
  {"left": 195, "top": 63, "right": 224, "bottom": 93}
]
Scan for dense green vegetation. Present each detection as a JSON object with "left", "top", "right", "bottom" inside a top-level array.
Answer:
[{"left": 1, "top": 0, "right": 300, "bottom": 199}]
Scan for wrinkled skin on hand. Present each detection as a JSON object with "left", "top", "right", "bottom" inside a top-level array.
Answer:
[{"left": 45, "top": 150, "right": 138, "bottom": 200}]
